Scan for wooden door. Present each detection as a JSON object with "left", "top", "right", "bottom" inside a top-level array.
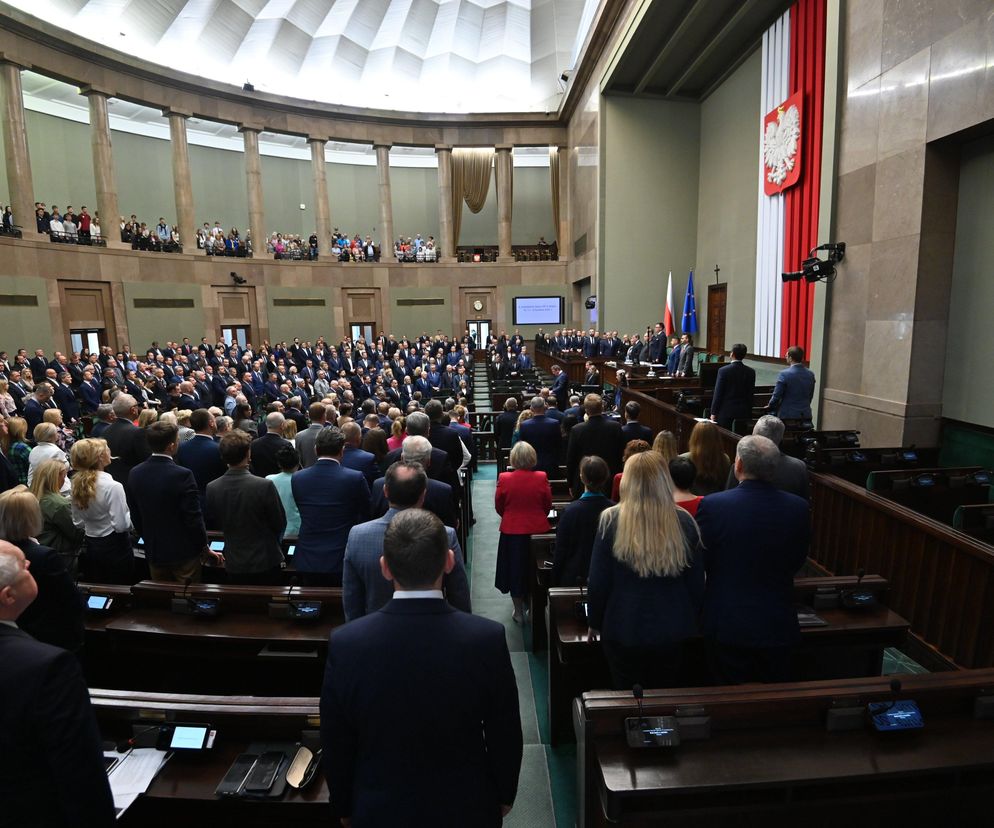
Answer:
[{"left": 707, "top": 284, "right": 727, "bottom": 355}]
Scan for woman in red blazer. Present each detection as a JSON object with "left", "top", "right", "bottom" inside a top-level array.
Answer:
[{"left": 495, "top": 440, "right": 552, "bottom": 623}]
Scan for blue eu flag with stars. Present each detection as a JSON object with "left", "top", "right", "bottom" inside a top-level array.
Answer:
[{"left": 682, "top": 270, "right": 698, "bottom": 335}]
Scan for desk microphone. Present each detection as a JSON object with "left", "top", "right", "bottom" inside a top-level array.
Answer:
[{"left": 633, "top": 684, "right": 646, "bottom": 726}]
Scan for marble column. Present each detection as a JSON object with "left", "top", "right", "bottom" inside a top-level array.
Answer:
[
  {"left": 495, "top": 144, "right": 513, "bottom": 262},
  {"left": 0, "top": 61, "right": 35, "bottom": 236},
  {"left": 82, "top": 88, "right": 123, "bottom": 247},
  {"left": 166, "top": 109, "right": 195, "bottom": 252},
  {"left": 308, "top": 137, "right": 332, "bottom": 257},
  {"left": 556, "top": 144, "right": 570, "bottom": 262},
  {"left": 374, "top": 143, "right": 394, "bottom": 255},
  {"left": 239, "top": 126, "right": 266, "bottom": 256},
  {"left": 435, "top": 145, "right": 455, "bottom": 262}
]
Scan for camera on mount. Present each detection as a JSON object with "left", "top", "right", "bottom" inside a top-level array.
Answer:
[{"left": 782, "top": 242, "right": 846, "bottom": 283}]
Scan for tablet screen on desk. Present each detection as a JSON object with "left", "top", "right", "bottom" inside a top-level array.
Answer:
[
  {"left": 170, "top": 725, "right": 210, "bottom": 750},
  {"left": 209, "top": 541, "right": 225, "bottom": 552},
  {"left": 286, "top": 545, "right": 295, "bottom": 557}
]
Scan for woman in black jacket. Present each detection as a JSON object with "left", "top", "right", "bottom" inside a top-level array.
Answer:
[{"left": 551, "top": 456, "right": 612, "bottom": 587}]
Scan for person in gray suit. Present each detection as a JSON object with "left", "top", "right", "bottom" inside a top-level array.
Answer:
[
  {"left": 206, "top": 429, "right": 287, "bottom": 583},
  {"left": 725, "top": 415, "right": 809, "bottom": 501},
  {"left": 343, "top": 461, "right": 471, "bottom": 621},
  {"left": 295, "top": 401, "right": 328, "bottom": 468}
]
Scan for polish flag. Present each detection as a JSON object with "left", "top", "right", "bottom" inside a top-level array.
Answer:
[{"left": 664, "top": 272, "right": 675, "bottom": 336}]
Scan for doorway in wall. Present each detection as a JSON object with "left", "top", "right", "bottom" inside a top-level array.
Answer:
[
  {"left": 350, "top": 323, "right": 374, "bottom": 344},
  {"left": 467, "top": 320, "right": 491, "bottom": 348},
  {"left": 69, "top": 329, "right": 103, "bottom": 355},
  {"left": 221, "top": 326, "right": 250, "bottom": 350}
]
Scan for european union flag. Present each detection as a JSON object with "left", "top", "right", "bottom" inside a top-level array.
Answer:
[{"left": 682, "top": 270, "right": 698, "bottom": 335}]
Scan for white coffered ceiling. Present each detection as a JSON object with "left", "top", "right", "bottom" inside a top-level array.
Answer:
[{"left": 8, "top": 0, "right": 596, "bottom": 114}]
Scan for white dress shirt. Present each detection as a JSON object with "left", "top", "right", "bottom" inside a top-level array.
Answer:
[
  {"left": 392, "top": 590, "right": 444, "bottom": 600},
  {"left": 71, "top": 470, "right": 132, "bottom": 538},
  {"left": 27, "top": 442, "right": 70, "bottom": 492}
]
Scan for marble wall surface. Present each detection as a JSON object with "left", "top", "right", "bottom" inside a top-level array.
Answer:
[{"left": 823, "top": 0, "right": 994, "bottom": 446}]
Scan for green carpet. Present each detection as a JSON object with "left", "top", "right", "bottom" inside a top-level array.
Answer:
[{"left": 469, "top": 462, "right": 567, "bottom": 827}]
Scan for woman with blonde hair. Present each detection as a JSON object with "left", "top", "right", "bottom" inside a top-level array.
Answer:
[
  {"left": 43, "top": 407, "right": 75, "bottom": 453},
  {"left": 30, "top": 458, "right": 84, "bottom": 565},
  {"left": 70, "top": 438, "right": 133, "bottom": 583},
  {"left": 0, "top": 378, "right": 16, "bottom": 416},
  {"left": 0, "top": 485, "right": 84, "bottom": 652},
  {"left": 611, "top": 439, "right": 652, "bottom": 501},
  {"left": 587, "top": 451, "right": 705, "bottom": 689},
  {"left": 510, "top": 409, "right": 533, "bottom": 446},
  {"left": 387, "top": 415, "right": 406, "bottom": 451},
  {"left": 137, "top": 408, "right": 158, "bottom": 429},
  {"left": 280, "top": 418, "right": 298, "bottom": 441},
  {"left": 495, "top": 440, "right": 552, "bottom": 622},
  {"left": 27, "top": 422, "right": 70, "bottom": 491},
  {"left": 652, "top": 430, "right": 679, "bottom": 463},
  {"left": 682, "top": 420, "right": 731, "bottom": 496},
  {"left": 5, "top": 416, "right": 31, "bottom": 484}
]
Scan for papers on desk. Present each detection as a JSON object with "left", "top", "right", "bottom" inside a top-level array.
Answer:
[{"left": 104, "top": 748, "right": 170, "bottom": 818}]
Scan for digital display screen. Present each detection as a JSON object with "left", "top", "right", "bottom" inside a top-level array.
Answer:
[
  {"left": 209, "top": 541, "right": 225, "bottom": 552},
  {"left": 902, "top": 451, "right": 918, "bottom": 461},
  {"left": 293, "top": 603, "right": 320, "bottom": 616},
  {"left": 170, "top": 726, "right": 208, "bottom": 750},
  {"left": 286, "top": 545, "right": 295, "bottom": 557},
  {"left": 87, "top": 595, "right": 110, "bottom": 610},
  {"left": 915, "top": 474, "right": 936, "bottom": 487},
  {"left": 512, "top": 296, "right": 564, "bottom": 325},
  {"left": 975, "top": 472, "right": 991, "bottom": 485}
]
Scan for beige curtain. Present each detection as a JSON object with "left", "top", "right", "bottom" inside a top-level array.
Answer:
[
  {"left": 452, "top": 148, "right": 493, "bottom": 249},
  {"left": 549, "top": 147, "right": 560, "bottom": 243}
]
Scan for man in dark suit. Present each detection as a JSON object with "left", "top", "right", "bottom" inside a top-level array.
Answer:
[
  {"left": 206, "top": 430, "right": 286, "bottom": 584},
  {"left": 78, "top": 369, "right": 101, "bottom": 414},
  {"left": 767, "top": 345, "right": 816, "bottom": 421},
  {"left": 341, "top": 422, "right": 380, "bottom": 488},
  {"left": 370, "top": 436, "right": 457, "bottom": 527},
  {"left": 250, "top": 411, "right": 290, "bottom": 477},
  {"left": 321, "top": 509, "right": 522, "bottom": 827},
  {"left": 425, "top": 399, "right": 464, "bottom": 473},
  {"left": 518, "top": 396, "right": 563, "bottom": 478},
  {"left": 725, "top": 416, "right": 810, "bottom": 501},
  {"left": 103, "top": 394, "right": 151, "bottom": 485},
  {"left": 583, "top": 361, "right": 601, "bottom": 387},
  {"left": 621, "top": 401, "right": 653, "bottom": 444},
  {"left": 23, "top": 382, "right": 58, "bottom": 434},
  {"left": 646, "top": 323, "right": 667, "bottom": 363},
  {"left": 53, "top": 373, "right": 80, "bottom": 423},
  {"left": 128, "top": 421, "right": 222, "bottom": 582},
  {"left": 710, "top": 343, "right": 756, "bottom": 431},
  {"left": 176, "top": 409, "right": 226, "bottom": 515},
  {"left": 495, "top": 398, "right": 519, "bottom": 450},
  {"left": 0, "top": 541, "right": 116, "bottom": 828},
  {"left": 566, "top": 394, "right": 626, "bottom": 498},
  {"left": 582, "top": 328, "right": 600, "bottom": 357},
  {"left": 697, "top": 435, "right": 810, "bottom": 684},
  {"left": 291, "top": 427, "right": 370, "bottom": 586},
  {"left": 550, "top": 363, "right": 569, "bottom": 413}
]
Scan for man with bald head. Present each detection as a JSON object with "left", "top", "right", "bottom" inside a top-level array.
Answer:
[
  {"left": 698, "top": 435, "right": 810, "bottom": 684},
  {"left": 250, "top": 411, "right": 290, "bottom": 478},
  {"left": 340, "top": 421, "right": 379, "bottom": 488},
  {"left": 0, "top": 541, "right": 115, "bottom": 826},
  {"left": 104, "top": 393, "right": 151, "bottom": 484}
]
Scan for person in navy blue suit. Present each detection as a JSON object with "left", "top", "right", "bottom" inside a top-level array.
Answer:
[
  {"left": 292, "top": 427, "right": 370, "bottom": 586},
  {"left": 176, "top": 409, "right": 226, "bottom": 517},
  {"left": 709, "top": 343, "right": 757, "bottom": 431},
  {"left": 582, "top": 329, "right": 600, "bottom": 357},
  {"left": 78, "top": 369, "right": 102, "bottom": 414},
  {"left": 518, "top": 397, "right": 563, "bottom": 478},
  {"left": 340, "top": 422, "right": 380, "bottom": 488},
  {"left": 587, "top": 452, "right": 705, "bottom": 689},
  {"left": 697, "top": 435, "right": 810, "bottom": 684},
  {"left": 321, "top": 509, "right": 522, "bottom": 827},
  {"left": 54, "top": 374, "right": 80, "bottom": 423},
  {"left": 550, "top": 364, "right": 569, "bottom": 413},
  {"left": 0, "top": 541, "right": 115, "bottom": 828},
  {"left": 128, "top": 421, "right": 221, "bottom": 582},
  {"left": 767, "top": 345, "right": 816, "bottom": 421},
  {"left": 621, "top": 401, "right": 653, "bottom": 444}
]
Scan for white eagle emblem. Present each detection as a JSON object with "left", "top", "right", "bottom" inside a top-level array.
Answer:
[{"left": 763, "top": 104, "right": 800, "bottom": 187}]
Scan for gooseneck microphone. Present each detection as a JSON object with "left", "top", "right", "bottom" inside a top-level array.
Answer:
[{"left": 633, "top": 684, "right": 646, "bottom": 726}]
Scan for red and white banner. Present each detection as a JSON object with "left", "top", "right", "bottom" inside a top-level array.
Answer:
[{"left": 763, "top": 90, "right": 803, "bottom": 195}]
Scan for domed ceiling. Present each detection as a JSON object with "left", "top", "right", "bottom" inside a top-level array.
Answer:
[{"left": 8, "top": 0, "right": 596, "bottom": 113}]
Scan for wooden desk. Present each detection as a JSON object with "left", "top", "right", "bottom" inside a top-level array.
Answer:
[
  {"left": 547, "top": 585, "right": 908, "bottom": 744},
  {"left": 92, "top": 690, "right": 326, "bottom": 826},
  {"left": 82, "top": 582, "right": 343, "bottom": 695},
  {"left": 575, "top": 670, "right": 994, "bottom": 827}
]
